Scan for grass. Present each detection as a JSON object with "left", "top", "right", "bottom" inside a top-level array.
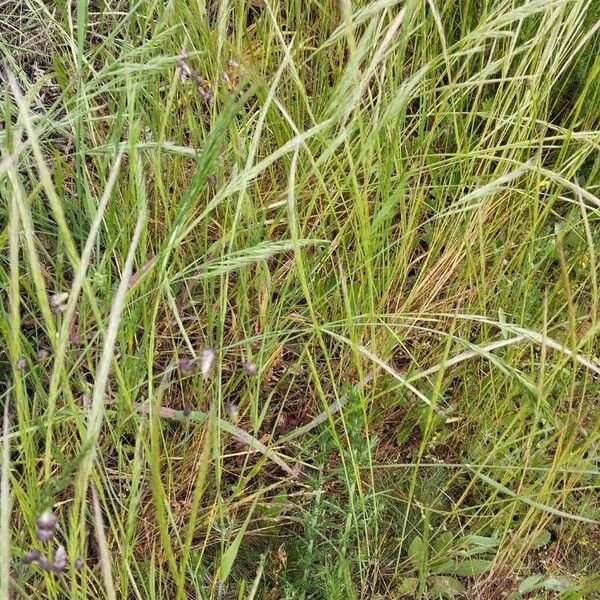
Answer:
[{"left": 0, "top": 0, "right": 599, "bottom": 598}]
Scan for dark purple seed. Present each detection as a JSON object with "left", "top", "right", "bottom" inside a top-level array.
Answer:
[
  {"left": 74, "top": 558, "right": 84, "bottom": 570},
  {"left": 23, "top": 550, "right": 41, "bottom": 565},
  {"left": 183, "top": 403, "right": 193, "bottom": 417},
  {"left": 179, "top": 357, "right": 194, "bottom": 374},
  {"left": 36, "top": 348, "right": 49, "bottom": 363},
  {"left": 208, "top": 174, "right": 216, "bottom": 186},
  {"left": 16, "top": 357, "right": 26, "bottom": 370}
]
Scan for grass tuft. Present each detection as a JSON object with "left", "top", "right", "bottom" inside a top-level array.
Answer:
[{"left": 1, "top": 0, "right": 599, "bottom": 598}]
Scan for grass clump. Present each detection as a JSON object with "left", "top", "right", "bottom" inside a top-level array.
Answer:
[{"left": 1, "top": 0, "right": 599, "bottom": 598}]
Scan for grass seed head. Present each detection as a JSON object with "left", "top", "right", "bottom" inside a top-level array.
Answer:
[
  {"left": 22, "top": 550, "right": 41, "bottom": 565},
  {"left": 242, "top": 361, "right": 258, "bottom": 376},
  {"left": 50, "top": 292, "right": 68, "bottom": 313},
  {"left": 36, "top": 348, "right": 49, "bottom": 363},
  {"left": 200, "top": 347, "right": 215, "bottom": 378},
  {"left": 226, "top": 401, "right": 239, "bottom": 423},
  {"left": 176, "top": 51, "right": 191, "bottom": 80},
  {"left": 53, "top": 546, "right": 67, "bottom": 571},
  {"left": 37, "top": 556, "right": 54, "bottom": 572},
  {"left": 36, "top": 528, "right": 54, "bottom": 542},
  {"left": 179, "top": 357, "right": 194, "bottom": 374},
  {"left": 36, "top": 510, "right": 58, "bottom": 531}
]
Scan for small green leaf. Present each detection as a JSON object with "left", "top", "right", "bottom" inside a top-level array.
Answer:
[
  {"left": 429, "top": 576, "right": 466, "bottom": 598},
  {"left": 530, "top": 530, "right": 551, "bottom": 549},
  {"left": 457, "top": 545, "right": 496, "bottom": 557},
  {"left": 395, "top": 577, "right": 419, "bottom": 597},
  {"left": 542, "top": 576, "right": 579, "bottom": 592},
  {"left": 408, "top": 536, "right": 425, "bottom": 569},
  {"left": 453, "top": 559, "right": 493, "bottom": 576},
  {"left": 518, "top": 574, "right": 545, "bottom": 594},
  {"left": 430, "top": 560, "right": 456, "bottom": 575},
  {"left": 432, "top": 531, "right": 454, "bottom": 555},
  {"left": 459, "top": 535, "right": 500, "bottom": 549}
]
